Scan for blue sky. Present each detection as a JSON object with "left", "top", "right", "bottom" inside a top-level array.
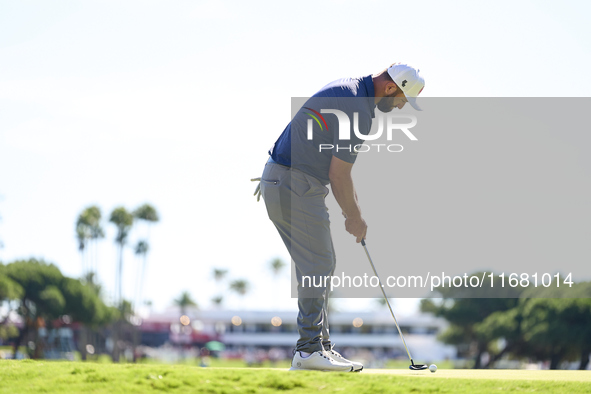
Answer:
[{"left": 1, "top": 0, "right": 590, "bottom": 315}]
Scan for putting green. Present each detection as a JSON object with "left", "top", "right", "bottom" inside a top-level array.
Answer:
[
  {"left": 2, "top": 361, "right": 590, "bottom": 393},
  {"left": 363, "top": 368, "right": 591, "bottom": 382}
]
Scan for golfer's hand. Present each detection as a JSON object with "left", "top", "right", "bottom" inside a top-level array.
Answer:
[
  {"left": 345, "top": 215, "right": 367, "bottom": 243},
  {"left": 251, "top": 177, "right": 262, "bottom": 202}
]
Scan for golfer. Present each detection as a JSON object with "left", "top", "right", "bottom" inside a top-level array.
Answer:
[{"left": 254, "top": 63, "right": 425, "bottom": 372}]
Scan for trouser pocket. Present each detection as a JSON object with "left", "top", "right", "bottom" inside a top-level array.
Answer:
[
  {"left": 260, "top": 163, "right": 288, "bottom": 222},
  {"left": 261, "top": 178, "right": 283, "bottom": 221}
]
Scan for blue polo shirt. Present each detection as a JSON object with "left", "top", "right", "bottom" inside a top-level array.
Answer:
[{"left": 269, "top": 75, "right": 376, "bottom": 185}]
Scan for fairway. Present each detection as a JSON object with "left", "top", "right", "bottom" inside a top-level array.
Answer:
[{"left": 2, "top": 361, "right": 591, "bottom": 393}]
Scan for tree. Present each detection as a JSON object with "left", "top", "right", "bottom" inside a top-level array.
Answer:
[
  {"left": 132, "top": 204, "right": 159, "bottom": 309},
  {"left": 211, "top": 296, "right": 223, "bottom": 308},
  {"left": 133, "top": 204, "right": 159, "bottom": 223},
  {"left": 109, "top": 207, "right": 134, "bottom": 304},
  {"left": 477, "top": 295, "right": 591, "bottom": 370},
  {"left": 434, "top": 279, "right": 591, "bottom": 370},
  {"left": 229, "top": 279, "right": 249, "bottom": 296},
  {"left": 87, "top": 207, "right": 105, "bottom": 276},
  {"left": 521, "top": 281, "right": 591, "bottom": 369},
  {"left": 521, "top": 298, "right": 580, "bottom": 369},
  {"left": 82, "top": 272, "right": 102, "bottom": 297},
  {"left": 76, "top": 223, "right": 89, "bottom": 275},
  {"left": 0, "top": 264, "right": 24, "bottom": 302},
  {"left": 213, "top": 268, "right": 228, "bottom": 282},
  {"left": 174, "top": 291, "right": 198, "bottom": 317},
  {"left": 211, "top": 268, "right": 228, "bottom": 309},
  {"left": 2, "top": 259, "right": 115, "bottom": 359},
  {"left": 0, "top": 264, "right": 24, "bottom": 342},
  {"left": 133, "top": 240, "right": 149, "bottom": 309},
  {"left": 420, "top": 272, "right": 524, "bottom": 368},
  {"left": 109, "top": 207, "right": 134, "bottom": 363},
  {"left": 474, "top": 307, "right": 525, "bottom": 368},
  {"left": 76, "top": 206, "right": 104, "bottom": 277},
  {"left": 270, "top": 258, "right": 286, "bottom": 276}
]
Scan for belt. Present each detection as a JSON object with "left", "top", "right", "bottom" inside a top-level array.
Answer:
[{"left": 267, "top": 156, "right": 290, "bottom": 168}]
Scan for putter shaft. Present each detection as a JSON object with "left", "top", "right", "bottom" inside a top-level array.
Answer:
[{"left": 361, "top": 239, "right": 414, "bottom": 362}]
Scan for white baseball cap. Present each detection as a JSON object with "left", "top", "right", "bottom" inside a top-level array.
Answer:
[{"left": 387, "top": 63, "right": 425, "bottom": 111}]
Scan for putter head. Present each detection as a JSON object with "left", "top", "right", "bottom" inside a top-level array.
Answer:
[{"left": 409, "top": 361, "right": 428, "bottom": 370}]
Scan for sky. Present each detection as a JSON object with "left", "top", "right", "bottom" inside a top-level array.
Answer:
[{"left": 1, "top": 0, "right": 590, "bottom": 316}]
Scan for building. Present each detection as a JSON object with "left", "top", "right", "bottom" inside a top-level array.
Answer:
[{"left": 141, "top": 308, "right": 456, "bottom": 361}]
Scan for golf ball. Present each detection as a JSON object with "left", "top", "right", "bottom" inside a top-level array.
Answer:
[{"left": 429, "top": 364, "right": 437, "bottom": 373}]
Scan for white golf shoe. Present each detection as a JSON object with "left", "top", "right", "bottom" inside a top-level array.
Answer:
[
  {"left": 325, "top": 348, "right": 363, "bottom": 372},
  {"left": 289, "top": 350, "right": 354, "bottom": 372}
]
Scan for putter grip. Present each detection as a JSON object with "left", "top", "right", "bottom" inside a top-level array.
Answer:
[{"left": 361, "top": 239, "right": 366, "bottom": 246}]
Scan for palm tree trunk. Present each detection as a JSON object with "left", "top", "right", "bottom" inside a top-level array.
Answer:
[
  {"left": 93, "top": 238, "right": 98, "bottom": 276},
  {"left": 138, "top": 254, "right": 148, "bottom": 309},
  {"left": 118, "top": 243, "right": 123, "bottom": 303},
  {"left": 133, "top": 253, "right": 144, "bottom": 312},
  {"left": 113, "top": 242, "right": 124, "bottom": 363},
  {"left": 91, "top": 239, "right": 95, "bottom": 275},
  {"left": 80, "top": 248, "right": 86, "bottom": 277}
]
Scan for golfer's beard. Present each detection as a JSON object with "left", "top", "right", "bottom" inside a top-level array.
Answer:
[{"left": 377, "top": 95, "right": 396, "bottom": 112}]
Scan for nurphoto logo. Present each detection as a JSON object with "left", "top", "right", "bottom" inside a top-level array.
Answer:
[{"left": 306, "top": 109, "right": 418, "bottom": 153}]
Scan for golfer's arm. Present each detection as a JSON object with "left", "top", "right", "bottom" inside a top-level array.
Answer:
[{"left": 329, "top": 155, "right": 361, "bottom": 219}]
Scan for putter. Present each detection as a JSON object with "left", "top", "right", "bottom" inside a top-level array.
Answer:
[{"left": 361, "top": 239, "right": 428, "bottom": 371}]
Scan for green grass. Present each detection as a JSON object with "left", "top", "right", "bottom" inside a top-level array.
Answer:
[
  {"left": 1, "top": 360, "right": 590, "bottom": 393},
  {"left": 136, "top": 356, "right": 293, "bottom": 369},
  {"left": 383, "top": 359, "right": 456, "bottom": 370}
]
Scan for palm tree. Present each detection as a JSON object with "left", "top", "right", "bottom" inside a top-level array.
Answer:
[
  {"left": 77, "top": 224, "right": 102, "bottom": 362},
  {"left": 76, "top": 206, "right": 104, "bottom": 277},
  {"left": 109, "top": 207, "right": 133, "bottom": 364},
  {"left": 229, "top": 279, "right": 250, "bottom": 310},
  {"left": 87, "top": 206, "right": 104, "bottom": 276},
  {"left": 132, "top": 204, "right": 159, "bottom": 308},
  {"left": 133, "top": 240, "right": 149, "bottom": 310},
  {"left": 213, "top": 268, "right": 228, "bottom": 282},
  {"left": 229, "top": 279, "right": 249, "bottom": 296},
  {"left": 76, "top": 222, "right": 89, "bottom": 275},
  {"left": 211, "top": 296, "right": 223, "bottom": 308},
  {"left": 268, "top": 258, "right": 287, "bottom": 310},
  {"left": 211, "top": 268, "right": 228, "bottom": 310},
  {"left": 174, "top": 291, "right": 198, "bottom": 317},
  {"left": 133, "top": 204, "right": 159, "bottom": 224},
  {"left": 109, "top": 207, "right": 134, "bottom": 304},
  {"left": 270, "top": 258, "right": 286, "bottom": 276}
]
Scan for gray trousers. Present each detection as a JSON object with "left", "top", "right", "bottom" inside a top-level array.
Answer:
[{"left": 260, "top": 160, "right": 335, "bottom": 353}]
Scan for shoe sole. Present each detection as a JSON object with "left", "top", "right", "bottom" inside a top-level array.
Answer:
[
  {"left": 289, "top": 366, "right": 355, "bottom": 372},
  {"left": 328, "top": 353, "right": 364, "bottom": 372}
]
